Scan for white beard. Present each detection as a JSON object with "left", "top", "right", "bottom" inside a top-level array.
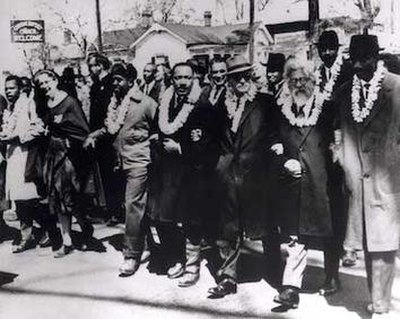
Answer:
[{"left": 292, "top": 92, "right": 311, "bottom": 106}]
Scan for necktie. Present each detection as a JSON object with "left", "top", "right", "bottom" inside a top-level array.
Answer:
[{"left": 364, "top": 83, "right": 370, "bottom": 100}]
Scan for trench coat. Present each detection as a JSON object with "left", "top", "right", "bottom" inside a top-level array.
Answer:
[
  {"left": 214, "top": 92, "right": 279, "bottom": 240},
  {"left": 336, "top": 71, "right": 400, "bottom": 252},
  {"left": 275, "top": 102, "right": 333, "bottom": 241}
]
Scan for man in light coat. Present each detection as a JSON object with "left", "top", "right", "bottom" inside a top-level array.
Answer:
[{"left": 335, "top": 34, "right": 400, "bottom": 318}]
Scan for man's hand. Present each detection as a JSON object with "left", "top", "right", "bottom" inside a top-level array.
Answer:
[
  {"left": 83, "top": 136, "right": 96, "bottom": 150},
  {"left": 162, "top": 138, "right": 181, "bottom": 154},
  {"left": 284, "top": 159, "right": 302, "bottom": 178},
  {"left": 270, "top": 143, "right": 284, "bottom": 155}
]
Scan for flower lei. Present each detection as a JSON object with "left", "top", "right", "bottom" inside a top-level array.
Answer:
[
  {"left": 351, "top": 60, "right": 386, "bottom": 123},
  {"left": 158, "top": 81, "right": 201, "bottom": 135},
  {"left": 225, "top": 82, "right": 257, "bottom": 133},
  {"left": 105, "top": 86, "right": 142, "bottom": 134},
  {"left": 315, "top": 52, "right": 343, "bottom": 106},
  {"left": 277, "top": 82, "right": 324, "bottom": 127}
]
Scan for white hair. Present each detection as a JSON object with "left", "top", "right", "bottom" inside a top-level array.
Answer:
[{"left": 284, "top": 56, "right": 316, "bottom": 82}]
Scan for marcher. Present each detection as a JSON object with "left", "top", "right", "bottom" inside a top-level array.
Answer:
[
  {"left": 272, "top": 57, "right": 334, "bottom": 309},
  {"left": 174, "top": 58, "right": 226, "bottom": 287},
  {"left": 334, "top": 34, "right": 400, "bottom": 318},
  {"left": 1, "top": 75, "right": 59, "bottom": 253},
  {"left": 207, "top": 55, "right": 280, "bottom": 298},
  {"left": 140, "top": 63, "right": 163, "bottom": 102},
  {"left": 314, "top": 30, "right": 354, "bottom": 296},
  {"left": 0, "top": 94, "right": 8, "bottom": 234},
  {"left": 147, "top": 63, "right": 203, "bottom": 279},
  {"left": 34, "top": 69, "right": 94, "bottom": 258},
  {"left": 84, "top": 62, "right": 157, "bottom": 276},
  {"left": 88, "top": 53, "right": 122, "bottom": 224},
  {"left": 266, "top": 53, "right": 286, "bottom": 97}
]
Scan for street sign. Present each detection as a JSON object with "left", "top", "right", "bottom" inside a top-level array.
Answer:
[{"left": 10, "top": 20, "right": 45, "bottom": 43}]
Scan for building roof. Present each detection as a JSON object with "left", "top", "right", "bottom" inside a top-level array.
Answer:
[
  {"left": 162, "top": 22, "right": 262, "bottom": 46},
  {"left": 130, "top": 22, "right": 271, "bottom": 49},
  {"left": 266, "top": 20, "right": 309, "bottom": 36},
  {"left": 90, "top": 25, "right": 149, "bottom": 52}
]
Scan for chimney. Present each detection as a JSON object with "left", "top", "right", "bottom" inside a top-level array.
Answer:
[
  {"left": 141, "top": 9, "right": 153, "bottom": 28},
  {"left": 204, "top": 11, "right": 212, "bottom": 27}
]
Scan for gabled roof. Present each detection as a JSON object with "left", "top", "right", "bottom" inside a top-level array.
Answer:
[
  {"left": 90, "top": 25, "right": 149, "bottom": 52},
  {"left": 266, "top": 20, "right": 309, "bottom": 36},
  {"left": 130, "top": 22, "right": 272, "bottom": 49}
]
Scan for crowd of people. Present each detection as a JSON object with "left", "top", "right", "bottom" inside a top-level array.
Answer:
[{"left": 0, "top": 30, "right": 399, "bottom": 318}]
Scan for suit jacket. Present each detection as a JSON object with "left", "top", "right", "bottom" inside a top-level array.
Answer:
[
  {"left": 336, "top": 71, "right": 400, "bottom": 252},
  {"left": 215, "top": 91, "right": 280, "bottom": 240},
  {"left": 140, "top": 81, "right": 162, "bottom": 103},
  {"left": 275, "top": 102, "right": 333, "bottom": 240}
]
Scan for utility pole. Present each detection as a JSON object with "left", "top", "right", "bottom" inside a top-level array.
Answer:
[
  {"left": 308, "top": 0, "right": 319, "bottom": 40},
  {"left": 249, "top": 0, "right": 255, "bottom": 64},
  {"left": 95, "top": 0, "right": 103, "bottom": 53}
]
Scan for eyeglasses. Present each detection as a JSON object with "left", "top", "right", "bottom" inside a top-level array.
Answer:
[
  {"left": 288, "top": 77, "right": 310, "bottom": 85},
  {"left": 229, "top": 72, "right": 251, "bottom": 82}
]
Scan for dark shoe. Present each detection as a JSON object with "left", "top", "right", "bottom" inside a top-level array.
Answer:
[
  {"left": 319, "top": 278, "right": 341, "bottom": 296},
  {"left": 12, "top": 240, "right": 36, "bottom": 253},
  {"left": 178, "top": 272, "right": 200, "bottom": 287},
  {"left": 273, "top": 287, "right": 299, "bottom": 309},
  {"left": 342, "top": 250, "right": 357, "bottom": 267},
  {"left": 39, "top": 233, "right": 51, "bottom": 248},
  {"left": 119, "top": 258, "right": 140, "bottom": 277},
  {"left": 167, "top": 262, "right": 185, "bottom": 279},
  {"left": 208, "top": 279, "right": 237, "bottom": 299},
  {"left": 53, "top": 245, "right": 74, "bottom": 258}
]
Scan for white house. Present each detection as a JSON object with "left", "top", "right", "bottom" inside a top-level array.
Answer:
[{"left": 129, "top": 20, "right": 274, "bottom": 75}]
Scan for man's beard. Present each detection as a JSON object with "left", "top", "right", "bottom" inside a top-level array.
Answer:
[{"left": 292, "top": 89, "right": 313, "bottom": 106}]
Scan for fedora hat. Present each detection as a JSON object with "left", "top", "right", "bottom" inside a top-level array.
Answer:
[
  {"left": 266, "top": 53, "right": 285, "bottom": 72},
  {"left": 315, "top": 30, "right": 340, "bottom": 49},
  {"left": 226, "top": 55, "right": 252, "bottom": 75},
  {"left": 349, "top": 34, "right": 383, "bottom": 58}
]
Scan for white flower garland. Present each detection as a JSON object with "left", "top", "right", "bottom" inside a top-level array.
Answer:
[
  {"left": 225, "top": 82, "right": 257, "bottom": 133},
  {"left": 315, "top": 52, "right": 343, "bottom": 106},
  {"left": 105, "top": 86, "right": 142, "bottom": 134},
  {"left": 351, "top": 60, "right": 386, "bottom": 123},
  {"left": 158, "top": 81, "right": 201, "bottom": 135},
  {"left": 277, "top": 82, "right": 323, "bottom": 127}
]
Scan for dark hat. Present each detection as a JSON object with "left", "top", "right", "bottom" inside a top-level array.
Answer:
[
  {"left": 349, "top": 34, "right": 382, "bottom": 59},
  {"left": 315, "top": 30, "right": 340, "bottom": 49},
  {"left": 266, "top": 53, "right": 285, "bottom": 72},
  {"left": 226, "top": 55, "right": 252, "bottom": 75},
  {"left": 111, "top": 63, "right": 137, "bottom": 82}
]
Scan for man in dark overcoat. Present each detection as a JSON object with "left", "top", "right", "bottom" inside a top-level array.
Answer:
[
  {"left": 207, "top": 55, "right": 280, "bottom": 298},
  {"left": 314, "top": 30, "right": 355, "bottom": 296},
  {"left": 272, "top": 57, "right": 334, "bottom": 309},
  {"left": 334, "top": 35, "right": 400, "bottom": 318},
  {"left": 147, "top": 62, "right": 204, "bottom": 280},
  {"left": 88, "top": 53, "right": 123, "bottom": 224}
]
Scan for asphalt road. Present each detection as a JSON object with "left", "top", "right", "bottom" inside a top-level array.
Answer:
[{"left": 1, "top": 220, "right": 399, "bottom": 319}]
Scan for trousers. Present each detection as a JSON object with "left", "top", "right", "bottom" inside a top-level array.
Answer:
[
  {"left": 365, "top": 250, "right": 397, "bottom": 313},
  {"left": 281, "top": 238, "right": 307, "bottom": 289},
  {"left": 123, "top": 166, "right": 149, "bottom": 260}
]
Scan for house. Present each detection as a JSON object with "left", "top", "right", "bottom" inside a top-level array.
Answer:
[{"left": 129, "top": 15, "right": 274, "bottom": 75}]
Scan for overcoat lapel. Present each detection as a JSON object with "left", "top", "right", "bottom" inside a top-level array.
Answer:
[
  {"left": 361, "top": 76, "right": 391, "bottom": 128},
  {"left": 233, "top": 99, "right": 257, "bottom": 149}
]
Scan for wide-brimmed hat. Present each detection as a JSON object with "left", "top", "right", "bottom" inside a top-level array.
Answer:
[
  {"left": 349, "top": 34, "right": 383, "bottom": 59},
  {"left": 266, "top": 53, "right": 286, "bottom": 72},
  {"left": 226, "top": 55, "right": 252, "bottom": 75},
  {"left": 315, "top": 30, "right": 340, "bottom": 49}
]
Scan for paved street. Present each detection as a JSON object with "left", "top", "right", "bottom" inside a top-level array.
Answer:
[{"left": 1, "top": 220, "right": 400, "bottom": 319}]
